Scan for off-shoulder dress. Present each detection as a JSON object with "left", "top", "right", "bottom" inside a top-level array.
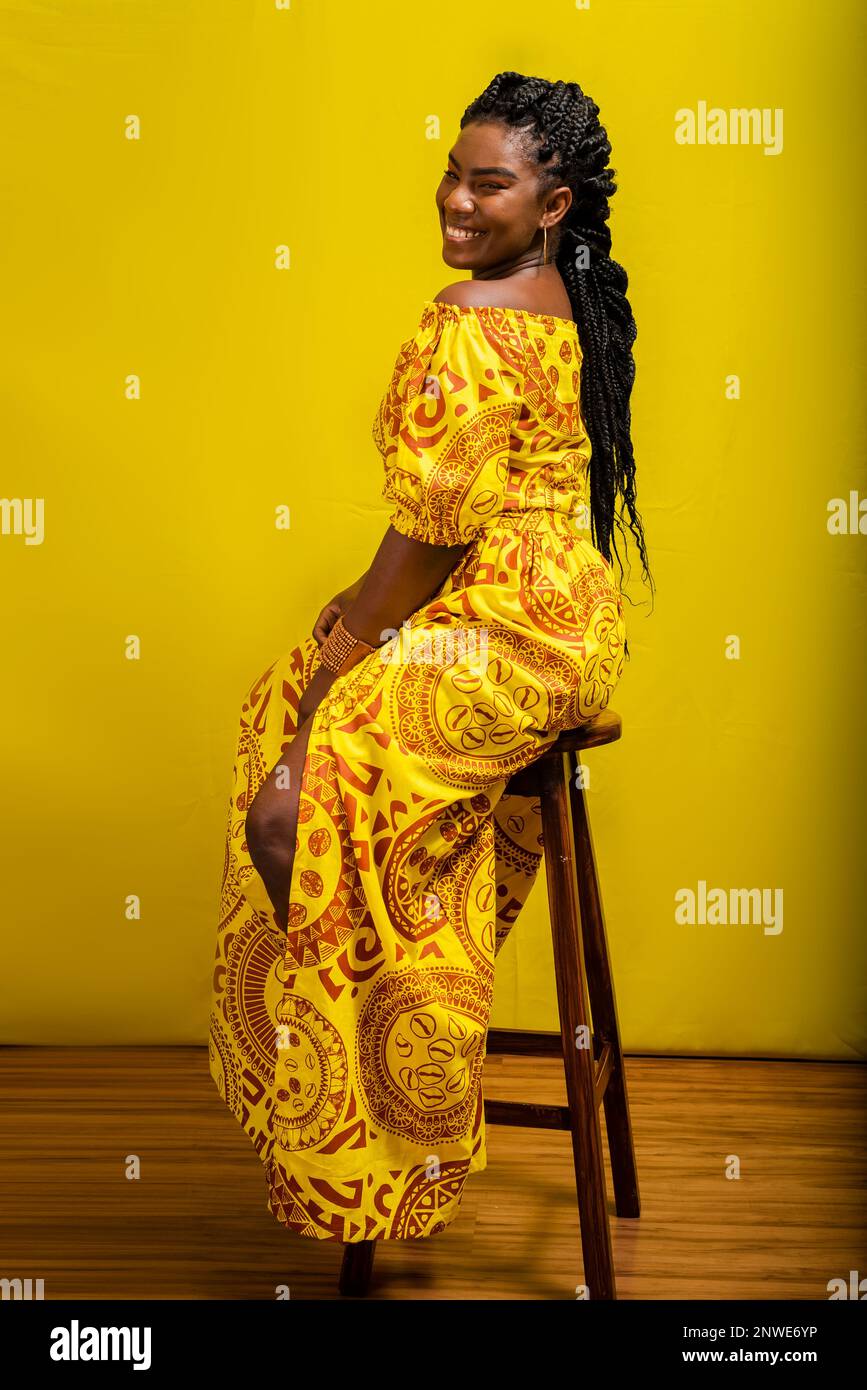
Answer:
[{"left": 208, "top": 299, "right": 627, "bottom": 1244}]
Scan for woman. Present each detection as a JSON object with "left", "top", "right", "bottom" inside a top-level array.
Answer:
[{"left": 208, "top": 72, "right": 653, "bottom": 1245}]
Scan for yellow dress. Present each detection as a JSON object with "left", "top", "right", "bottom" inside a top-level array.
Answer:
[{"left": 208, "top": 299, "right": 627, "bottom": 1243}]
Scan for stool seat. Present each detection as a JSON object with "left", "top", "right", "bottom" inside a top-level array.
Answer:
[
  {"left": 505, "top": 711, "right": 622, "bottom": 797},
  {"left": 543, "top": 709, "right": 622, "bottom": 753},
  {"left": 340, "top": 706, "right": 639, "bottom": 1299}
]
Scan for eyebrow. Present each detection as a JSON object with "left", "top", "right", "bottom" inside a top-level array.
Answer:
[{"left": 447, "top": 152, "right": 518, "bottom": 179}]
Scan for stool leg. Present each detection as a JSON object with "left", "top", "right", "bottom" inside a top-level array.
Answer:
[
  {"left": 339, "top": 1239, "right": 376, "bottom": 1297},
  {"left": 569, "top": 755, "right": 640, "bottom": 1219},
  {"left": 539, "top": 750, "right": 616, "bottom": 1300}
]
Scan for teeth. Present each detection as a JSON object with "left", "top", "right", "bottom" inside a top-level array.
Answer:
[{"left": 447, "top": 225, "right": 485, "bottom": 240}]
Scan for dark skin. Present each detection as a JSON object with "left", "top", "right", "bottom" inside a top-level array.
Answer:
[{"left": 245, "top": 120, "right": 575, "bottom": 930}]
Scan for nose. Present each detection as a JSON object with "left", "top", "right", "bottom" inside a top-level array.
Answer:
[{"left": 444, "top": 190, "right": 475, "bottom": 216}]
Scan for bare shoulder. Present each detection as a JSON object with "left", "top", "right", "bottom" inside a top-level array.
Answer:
[
  {"left": 432, "top": 281, "right": 488, "bottom": 309},
  {"left": 432, "top": 279, "right": 572, "bottom": 319}
]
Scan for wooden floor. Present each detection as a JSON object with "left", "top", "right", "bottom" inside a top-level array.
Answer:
[{"left": 1, "top": 1047, "right": 864, "bottom": 1300}]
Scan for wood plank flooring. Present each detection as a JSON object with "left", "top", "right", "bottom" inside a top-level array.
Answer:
[{"left": 0, "top": 1047, "right": 863, "bottom": 1300}]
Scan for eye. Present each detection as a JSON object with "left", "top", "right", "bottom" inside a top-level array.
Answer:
[{"left": 442, "top": 170, "right": 505, "bottom": 192}]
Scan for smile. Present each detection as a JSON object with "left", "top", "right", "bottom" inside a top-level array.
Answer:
[{"left": 445, "top": 223, "right": 487, "bottom": 242}]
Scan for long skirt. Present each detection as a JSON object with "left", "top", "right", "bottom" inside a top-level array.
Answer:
[{"left": 208, "top": 512, "right": 625, "bottom": 1242}]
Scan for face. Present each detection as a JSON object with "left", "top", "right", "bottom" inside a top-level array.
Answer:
[{"left": 436, "top": 121, "right": 572, "bottom": 277}]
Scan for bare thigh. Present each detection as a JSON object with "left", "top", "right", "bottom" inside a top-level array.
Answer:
[{"left": 245, "top": 712, "right": 316, "bottom": 928}]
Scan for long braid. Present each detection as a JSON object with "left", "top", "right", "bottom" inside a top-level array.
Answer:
[{"left": 461, "top": 74, "right": 655, "bottom": 650}]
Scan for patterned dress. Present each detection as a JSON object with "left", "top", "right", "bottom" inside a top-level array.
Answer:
[{"left": 208, "top": 298, "right": 627, "bottom": 1243}]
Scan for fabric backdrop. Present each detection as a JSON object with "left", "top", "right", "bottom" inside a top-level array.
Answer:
[{"left": 1, "top": 0, "right": 864, "bottom": 1056}]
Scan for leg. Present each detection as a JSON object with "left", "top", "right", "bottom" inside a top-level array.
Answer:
[
  {"left": 538, "top": 749, "right": 616, "bottom": 1300},
  {"left": 492, "top": 788, "right": 544, "bottom": 959},
  {"left": 339, "top": 1240, "right": 376, "bottom": 1297},
  {"left": 568, "top": 755, "right": 640, "bottom": 1219},
  {"left": 245, "top": 713, "right": 315, "bottom": 930}
]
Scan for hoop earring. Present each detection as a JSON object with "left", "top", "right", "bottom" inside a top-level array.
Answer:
[{"left": 542, "top": 225, "right": 548, "bottom": 266}]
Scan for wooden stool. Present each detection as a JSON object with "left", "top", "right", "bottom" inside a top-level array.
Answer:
[{"left": 339, "top": 709, "right": 640, "bottom": 1298}]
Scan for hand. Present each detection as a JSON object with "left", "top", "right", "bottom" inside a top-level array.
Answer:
[{"left": 312, "top": 573, "right": 367, "bottom": 646}]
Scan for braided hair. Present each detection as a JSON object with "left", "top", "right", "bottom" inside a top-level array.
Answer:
[{"left": 461, "top": 73, "right": 654, "bottom": 645}]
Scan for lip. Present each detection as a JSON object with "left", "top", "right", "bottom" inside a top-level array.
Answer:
[{"left": 444, "top": 221, "right": 488, "bottom": 243}]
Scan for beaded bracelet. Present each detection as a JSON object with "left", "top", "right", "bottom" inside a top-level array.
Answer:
[{"left": 318, "top": 615, "right": 378, "bottom": 677}]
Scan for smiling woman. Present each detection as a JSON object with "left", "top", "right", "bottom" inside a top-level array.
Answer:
[
  {"left": 436, "top": 125, "right": 578, "bottom": 325},
  {"left": 208, "top": 69, "right": 652, "bottom": 1248}
]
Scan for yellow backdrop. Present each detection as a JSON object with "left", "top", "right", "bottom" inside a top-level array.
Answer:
[{"left": 2, "top": 0, "right": 864, "bottom": 1057}]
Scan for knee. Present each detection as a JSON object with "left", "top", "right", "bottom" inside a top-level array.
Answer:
[{"left": 245, "top": 793, "right": 284, "bottom": 862}]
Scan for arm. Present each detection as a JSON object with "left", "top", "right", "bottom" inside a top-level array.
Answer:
[
  {"left": 297, "top": 527, "right": 466, "bottom": 721},
  {"left": 301, "top": 295, "right": 516, "bottom": 722},
  {"left": 342, "top": 527, "right": 466, "bottom": 646}
]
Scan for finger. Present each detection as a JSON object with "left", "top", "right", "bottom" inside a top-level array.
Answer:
[{"left": 312, "top": 604, "right": 339, "bottom": 645}]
